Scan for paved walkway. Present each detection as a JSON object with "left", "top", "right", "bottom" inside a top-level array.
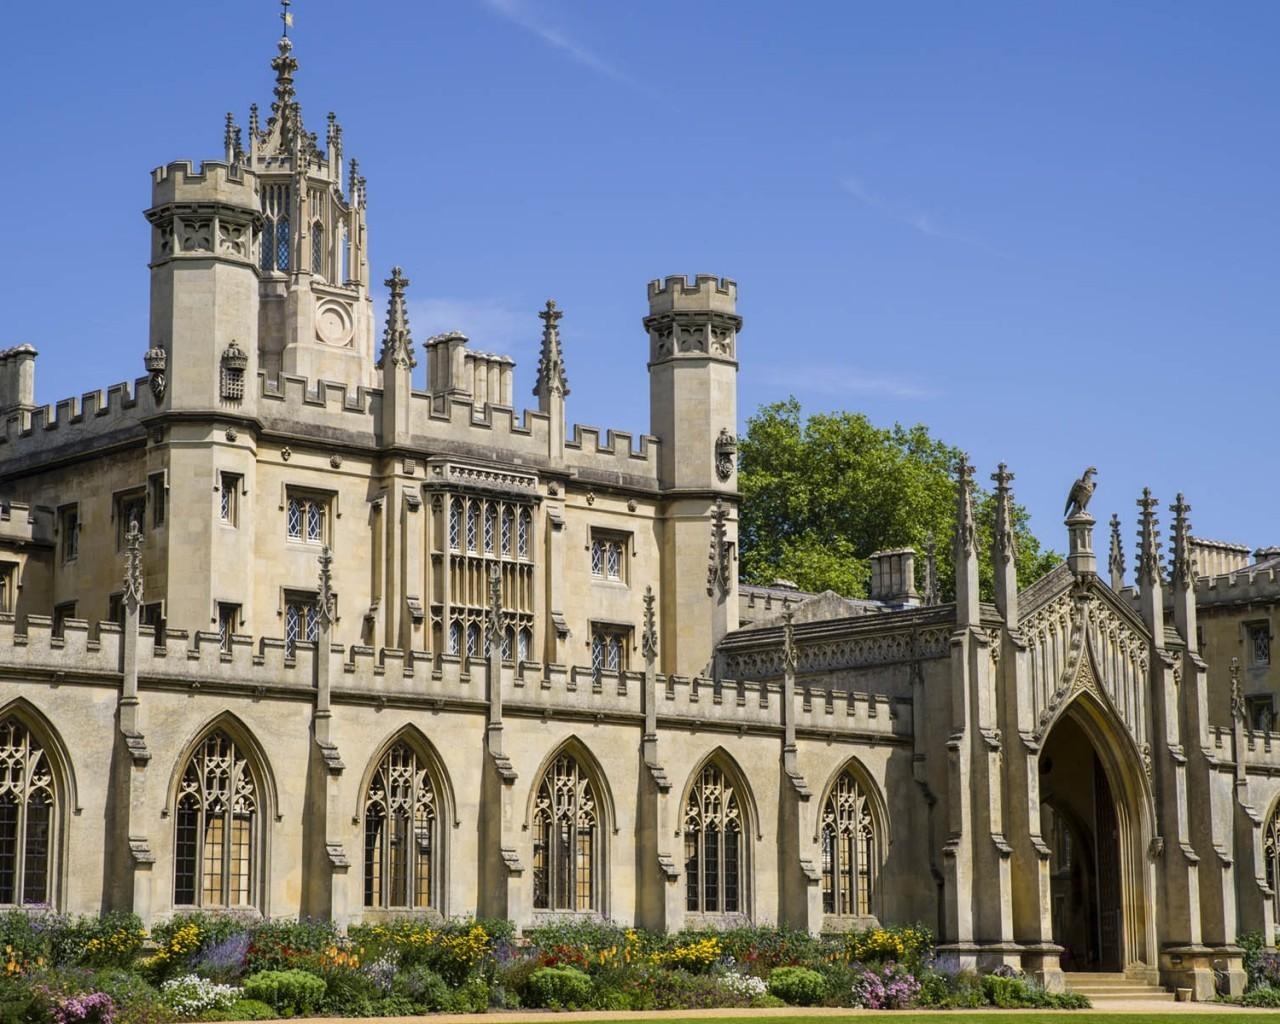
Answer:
[{"left": 278, "top": 1005, "right": 1275, "bottom": 1021}]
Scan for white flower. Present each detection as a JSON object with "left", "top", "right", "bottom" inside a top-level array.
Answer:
[{"left": 161, "top": 974, "right": 241, "bottom": 1016}]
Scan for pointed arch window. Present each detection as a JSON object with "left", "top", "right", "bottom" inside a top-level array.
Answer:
[
  {"left": 0, "top": 719, "right": 56, "bottom": 906},
  {"left": 174, "top": 731, "right": 258, "bottom": 908},
  {"left": 820, "top": 771, "right": 877, "bottom": 916},
  {"left": 311, "top": 221, "right": 325, "bottom": 278},
  {"left": 363, "top": 742, "right": 438, "bottom": 909},
  {"left": 684, "top": 763, "right": 744, "bottom": 915},
  {"left": 532, "top": 753, "right": 599, "bottom": 911},
  {"left": 1266, "top": 806, "right": 1280, "bottom": 925},
  {"left": 518, "top": 627, "right": 532, "bottom": 664}
]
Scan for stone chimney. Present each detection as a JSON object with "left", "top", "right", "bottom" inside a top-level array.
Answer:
[
  {"left": 868, "top": 548, "right": 918, "bottom": 606},
  {"left": 0, "top": 345, "right": 37, "bottom": 415}
]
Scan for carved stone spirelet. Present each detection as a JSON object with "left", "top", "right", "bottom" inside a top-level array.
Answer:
[
  {"left": 706, "top": 498, "right": 732, "bottom": 598},
  {"left": 641, "top": 585, "right": 658, "bottom": 661},
  {"left": 122, "top": 523, "right": 144, "bottom": 611},
  {"left": 715, "top": 427, "right": 737, "bottom": 482},
  {"left": 316, "top": 545, "right": 335, "bottom": 629}
]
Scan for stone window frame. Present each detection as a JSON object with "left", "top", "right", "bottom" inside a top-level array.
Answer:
[
  {"left": 1246, "top": 694, "right": 1275, "bottom": 733},
  {"left": 1246, "top": 620, "right": 1272, "bottom": 668},
  {"left": 51, "top": 602, "right": 76, "bottom": 640},
  {"left": 0, "top": 716, "right": 60, "bottom": 908},
  {"left": 56, "top": 504, "right": 79, "bottom": 564},
  {"left": 218, "top": 472, "right": 244, "bottom": 528},
  {"left": 589, "top": 621, "right": 631, "bottom": 680},
  {"left": 361, "top": 741, "right": 442, "bottom": 913},
  {"left": 0, "top": 562, "right": 17, "bottom": 616},
  {"left": 815, "top": 762, "right": 887, "bottom": 923},
  {"left": 281, "top": 588, "right": 328, "bottom": 659},
  {"left": 680, "top": 754, "right": 756, "bottom": 924},
  {"left": 148, "top": 472, "right": 168, "bottom": 529},
  {"left": 589, "top": 529, "right": 631, "bottom": 585},
  {"left": 112, "top": 488, "right": 147, "bottom": 551},
  {"left": 283, "top": 487, "right": 335, "bottom": 547},
  {"left": 217, "top": 602, "right": 241, "bottom": 654}
]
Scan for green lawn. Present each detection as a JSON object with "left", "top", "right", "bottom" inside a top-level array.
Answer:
[{"left": 557, "top": 1017, "right": 1270, "bottom": 1023}]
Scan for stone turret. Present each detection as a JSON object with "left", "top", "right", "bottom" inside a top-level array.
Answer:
[
  {"left": 0, "top": 346, "right": 37, "bottom": 422},
  {"left": 645, "top": 275, "right": 741, "bottom": 674}
]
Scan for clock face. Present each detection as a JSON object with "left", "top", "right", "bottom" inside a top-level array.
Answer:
[{"left": 315, "top": 299, "right": 354, "bottom": 347}]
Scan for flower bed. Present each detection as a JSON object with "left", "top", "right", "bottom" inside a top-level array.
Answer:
[{"left": 0, "top": 911, "right": 1092, "bottom": 1021}]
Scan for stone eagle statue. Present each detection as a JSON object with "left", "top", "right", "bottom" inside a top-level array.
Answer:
[{"left": 1064, "top": 466, "right": 1098, "bottom": 518}]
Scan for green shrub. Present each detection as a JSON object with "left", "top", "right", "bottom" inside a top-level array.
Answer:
[
  {"left": 768, "top": 965, "right": 826, "bottom": 1006},
  {"left": 1242, "top": 985, "right": 1280, "bottom": 1008},
  {"left": 448, "top": 977, "right": 491, "bottom": 1013},
  {"left": 198, "top": 997, "right": 278, "bottom": 1021},
  {"left": 0, "top": 978, "right": 43, "bottom": 1024},
  {"left": 392, "top": 965, "right": 452, "bottom": 1012},
  {"left": 1051, "top": 990, "right": 1092, "bottom": 1008},
  {"left": 242, "top": 968, "right": 327, "bottom": 1015},
  {"left": 526, "top": 965, "right": 594, "bottom": 1009},
  {"left": 245, "top": 919, "right": 342, "bottom": 973}
]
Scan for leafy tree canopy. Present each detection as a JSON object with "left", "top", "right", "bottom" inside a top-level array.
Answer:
[{"left": 737, "top": 398, "right": 1061, "bottom": 600}]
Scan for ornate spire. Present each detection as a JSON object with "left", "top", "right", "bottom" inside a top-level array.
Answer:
[
  {"left": 992, "top": 462, "right": 1018, "bottom": 565},
  {"left": 486, "top": 564, "right": 504, "bottom": 656},
  {"left": 1108, "top": 513, "right": 1125, "bottom": 589},
  {"left": 268, "top": 35, "right": 302, "bottom": 152},
  {"left": 377, "top": 267, "right": 416, "bottom": 370},
  {"left": 642, "top": 586, "right": 658, "bottom": 661},
  {"left": 316, "top": 546, "right": 335, "bottom": 629},
  {"left": 781, "top": 610, "right": 797, "bottom": 674},
  {"left": 706, "top": 498, "right": 732, "bottom": 598},
  {"left": 1136, "top": 488, "right": 1163, "bottom": 588},
  {"left": 954, "top": 454, "right": 977, "bottom": 559},
  {"left": 122, "top": 522, "right": 144, "bottom": 611},
  {"left": 1170, "top": 493, "right": 1195, "bottom": 590},
  {"left": 922, "top": 532, "right": 939, "bottom": 606},
  {"left": 533, "top": 299, "right": 570, "bottom": 404}
]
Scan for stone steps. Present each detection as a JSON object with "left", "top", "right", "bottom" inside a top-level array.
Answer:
[{"left": 1063, "top": 972, "right": 1175, "bottom": 1002}]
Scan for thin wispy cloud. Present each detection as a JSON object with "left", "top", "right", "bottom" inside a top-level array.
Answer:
[
  {"left": 479, "top": 0, "right": 643, "bottom": 91},
  {"left": 840, "top": 175, "right": 1002, "bottom": 255},
  {"left": 766, "top": 365, "right": 938, "bottom": 401}
]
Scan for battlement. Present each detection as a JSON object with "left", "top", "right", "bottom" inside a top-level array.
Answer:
[
  {"left": 647, "top": 275, "right": 739, "bottom": 315},
  {"left": 1193, "top": 564, "right": 1280, "bottom": 608},
  {"left": 149, "top": 160, "right": 258, "bottom": 208},
  {"left": 0, "top": 615, "right": 911, "bottom": 743},
  {"left": 0, "top": 377, "right": 156, "bottom": 470}
]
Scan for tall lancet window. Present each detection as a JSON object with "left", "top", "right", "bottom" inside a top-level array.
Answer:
[
  {"left": 363, "top": 743, "right": 438, "bottom": 909},
  {"left": 1266, "top": 805, "right": 1280, "bottom": 925},
  {"left": 311, "top": 221, "right": 325, "bottom": 278},
  {"left": 261, "top": 184, "right": 292, "bottom": 273},
  {"left": 532, "top": 753, "right": 600, "bottom": 911},
  {"left": 0, "top": 718, "right": 56, "bottom": 906},
  {"left": 820, "top": 771, "right": 877, "bottom": 917},
  {"left": 684, "top": 763, "right": 744, "bottom": 915},
  {"left": 174, "top": 732, "right": 259, "bottom": 908}
]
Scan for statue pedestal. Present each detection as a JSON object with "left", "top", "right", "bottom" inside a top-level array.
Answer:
[{"left": 1066, "top": 512, "right": 1097, "bottom": 578}]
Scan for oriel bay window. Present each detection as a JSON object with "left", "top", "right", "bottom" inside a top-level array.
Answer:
[
  {"left": 820, "top": 771, "right": 878, "bottom": 917},
  {"left": 174, "top": 731, "right": 259, "bottom": 908},
  {"left": 435, "top": 491, "right": 535, "bottom": 666},
  {"left": 684, "top": 763, "right": 745, "bottom": 916},
  {"left": 532, "top": 753, "right": 601, "bottom": 912},
  {"left": 363, "top": 742, "right": 439, "bottom": 910},
  {"left": 0, "top": 718, "right": 56, "bottom": 906}
]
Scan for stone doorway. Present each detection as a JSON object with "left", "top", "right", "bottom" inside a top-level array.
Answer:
[{"left": 1039, "top": 712, "right": 1125, "bottom": 972}]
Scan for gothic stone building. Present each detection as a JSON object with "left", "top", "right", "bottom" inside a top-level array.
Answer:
[{"left": 0, "top": 25, "right": 1277, "bottom": 1004}]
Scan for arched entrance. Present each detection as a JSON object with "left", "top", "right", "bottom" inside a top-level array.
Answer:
[{"left": 1038, "top": 696, "right": 1153, "bottom": 973}]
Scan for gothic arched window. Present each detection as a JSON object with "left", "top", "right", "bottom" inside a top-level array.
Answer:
[
  {"left": 1266, "top": 805, "right": 1280, "bottom": 924},
  {"left": 518, "top": 627, "right": 532, "bottom": 664},
  {"left": 532, "top": 753, "right": 599, "bottom": 911},
  {"left": 311, "top": 221, "right": 325, "bottom": 278},
  {"left": 363, "top": 742, "right": 438, "bottom": 909},
  {"left": 0, "top": 718, "right": 56, "bottom": 906},
  {"left": 820, "top": 770, "right": 877, "bottom": 917},
  {"left": 684, "top": 762, "right": 744, "bottom": 915},
  {"left": 174, "top": 731, "right": 259, "bottom": 908}
]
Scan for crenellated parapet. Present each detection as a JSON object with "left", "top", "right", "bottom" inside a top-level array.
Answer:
[
  {"left": 1192, "top": 564, "right": 1280, "bottom": 609},
  {"left": 0, "top": 613, "right": 909, "bottom": 743},
  {"left": 0, "top": 377, "right": 156, "bottom": 472}
]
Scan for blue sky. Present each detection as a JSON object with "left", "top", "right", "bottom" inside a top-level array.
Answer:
[{"left": 2, "top": 1, "right": 1275, "bottom": 559}]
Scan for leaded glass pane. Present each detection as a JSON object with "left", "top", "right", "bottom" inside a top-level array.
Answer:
[
  {"left": 449, "top": 499, "right": 462, "bottom": 551},
  {"left": 518, "top": 510, "right": 530, "bottom": 558},
  {"left": 518, "top": 628, "right": 531, "bottom": 663},
  {"left": 501, "top": 509, "right": 513, "bottom": 554},
  {"left": 0, "top": 720, "right": 56, "bottom": 907},
  {"left": 466, "top": 623, "right": 480, "bottom": 658},
  {"left": 591, "top": 541, "right": 602, "bottom": 577},
  {"left": 311, "top": 222, "right": 324, "bottom": 276},
  {"left": 175, "top": 732, "right": 257, "bottom": 908},
  {"left": 276, "top": 217, "right": 291, "bottom": 271},
  {"left": 466, "top": 503, "right": 478, "bottom": 552},
  {"left": 820, "top": 771, "right": 877, "bottom": 918},
  {"left": 606, "top": 542, "right": 621, "bottom": 580},
  {"left": 683, "top": 763, "right": 743, "bottom": 915},
  {"left": 287, "top": 498, "right": 302, "bottom": 539},
  {"left": 363, "top": 743, "right": 437, "bottom": 910},
  {"left": 531, "top": 754, "right": 598, "bottom": 911},
  {"left": 260, "top": 220, "right": 274, "bottom": 272},
  {"left": 484, "top": 504, "right": 496, "bottom": 553}
]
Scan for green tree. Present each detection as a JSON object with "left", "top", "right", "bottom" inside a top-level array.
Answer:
[{"left": 737, "top": 398, "right": 1060, "bottom": 600}]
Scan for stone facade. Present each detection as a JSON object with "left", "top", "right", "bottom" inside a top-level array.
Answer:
[{"left": 0, "top": 19, "right": 1277, "bottom": 1005}]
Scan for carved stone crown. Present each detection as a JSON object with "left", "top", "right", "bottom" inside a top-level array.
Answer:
[{"left": 221, "top": 340, "right": 248, "bottom": 371}]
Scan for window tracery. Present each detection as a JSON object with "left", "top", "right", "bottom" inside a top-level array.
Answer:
[
  {"left": 0, "top": 719, "right": 55, "bottom": 907},
  {"left": 532, "top": 753, "right": 599, "bottom": 911},
  {"left": 363, "top": 742, "right": 438, "bottom": 909},
  {"left": 174, "top": 731, "right": 258, "bottom": 908},
  {"left": 684, "top": 763, "right": 744, "bottom": 915},
  {"left": 1266, "top": 805, "right": 1280, "bottom": 925},
  {"left": 820, "top": 771, "right": 877, "bottom": 917}
]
